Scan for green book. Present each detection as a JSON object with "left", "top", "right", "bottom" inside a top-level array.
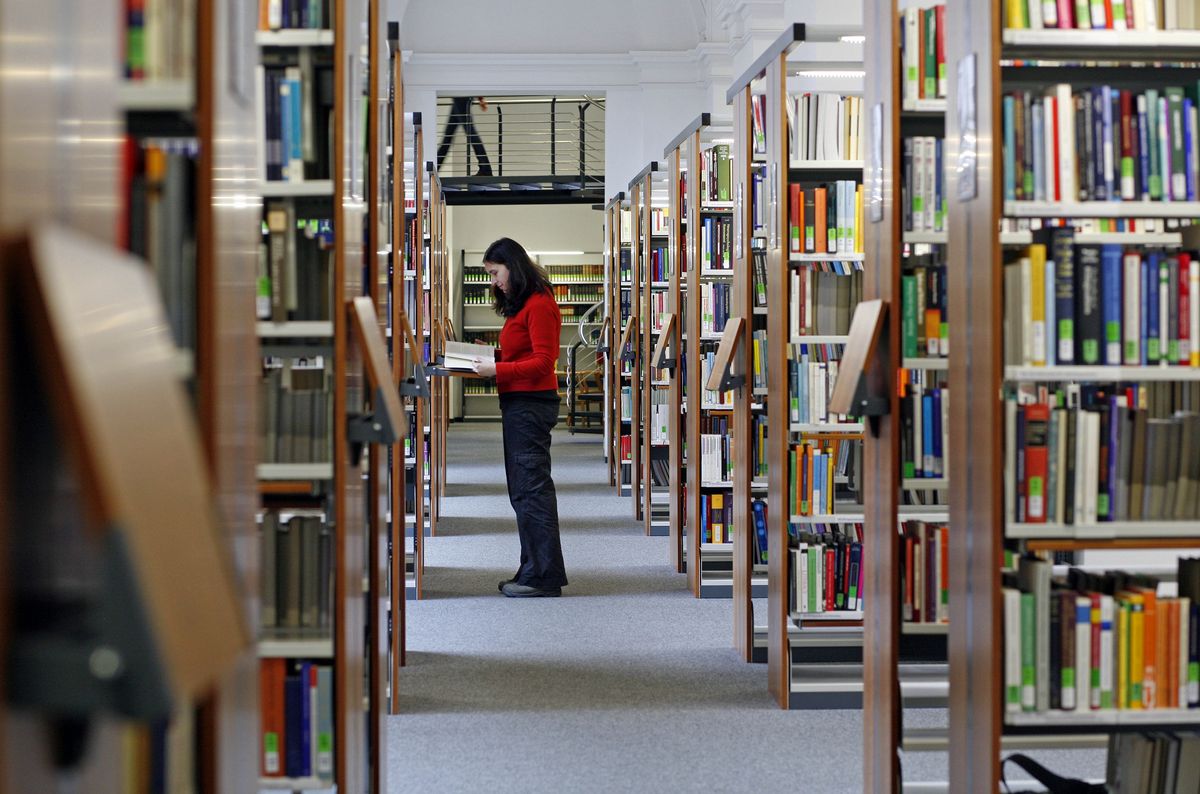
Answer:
[
  {"left": 902, "top": 274, "right": 919, "bottom": 358},
  {"left": 1147, "top": 89, "right": 1163, "bottom": 200},
  {"left": 1167, "top": 87, "right": 1186, "bottom": 200},
  {"left": 1021, "top": 592, "right": 1036, "bottom": 712},
  {"left": 715, "top": 145, "right": 731, "bottom": 202},
  {"left": 923, "top": 8, "right": 936, "bottom": 100}
]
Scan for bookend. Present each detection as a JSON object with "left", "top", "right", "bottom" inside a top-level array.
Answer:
[
  {"left": 705, "top": 316, "right": 746, "bottom": 393},
  {"left": 347, "top": 385, "right": 402, "bottom": 465},
  {"left": 849, "top": 374, "right": 889, "bottom": 437},
  {"left": 399, "top": 360, "right": 431, "bottom": 398},
  {"left": 828, "top": 299, "right": 889, "bottom": 436}
]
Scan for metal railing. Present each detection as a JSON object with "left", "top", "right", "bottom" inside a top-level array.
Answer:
[
  {"left": 435, "top": 95, "right": 605, "bottom": 186},
  {"left": 566, "top": 299, "right": 605, "bottom": 434}
]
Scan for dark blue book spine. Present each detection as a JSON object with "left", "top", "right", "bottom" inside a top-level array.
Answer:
[
  {"left": 1015, "top": 405, "right": 1027, "bottom": 523},
  {"left": 1102, "top": 85, "right": 1115, "bottom": 201},
  {"left": 932, "top": 388, "right": 943, "bottom": 475},
  {"left": 1190, "top": 603, "right": 1200, "bottom": 706},
  {"left": 284, "top": 674, "right": 304, "bottom": 778},
  {"left": 1092, "top": 88, "right": 1107, "bottom": 201},
  {"left": 1137, "top": 96, "right": 1152, "bottom": 201},
  {"left": 298, "top": 662, "right": 312, "bottom": 777},
  {"left": 1186, "top": 98, "right": 1197, "bottom": 201},
  {"left": 922, "top": 393, "right": 933, "bottom": 477},
  {"left": 1100, "top": 244, "right": 1123, "bottom": 366}
]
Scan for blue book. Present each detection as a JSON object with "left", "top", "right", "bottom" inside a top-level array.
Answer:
[
  {"left": 1145, "top": 252, "right": 1159, "bottom": 363},
  {"left": 1137, "top": 94, "right": 1152, "bottom": 200},
  {"left": 278, "top": 79, "right": 293, "bottom": 181},
  {"left": 1003, "top": 95, "right": 1016, "bottom": 201},
  {"left": 935, "top": 138, "right": 945, "bottom": 229},
  {"left": 298, "top": 662, "right": 312, "bottom": 777},
  {"left": 1186, "top": 98, "right": 1197, "bottom": 201},
  {"left": 922, "top": 393, "right": 934, "bottom": 476},
  {"left": 283, "top": 674, "right": 305, "bottom": 778},
  {"left": 931, "top": 388, "right": 943, "bottom": 475},
  {"left": 752, "top": 499, "right": 769, "bottom": 564},
  {"left": 1091, "top": 88, "right": 1106, "bottom": 201},
  {"left": 1031, "top": 101, "right": 1044, "bottom": 202},
  {"left": 1100, "top": 245, "right": 1123, "bottom": 366}
]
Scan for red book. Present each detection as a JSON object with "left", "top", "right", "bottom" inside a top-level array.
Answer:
[
  {"left": 1179, "top": 253, "right": 1191, "bottom": 365},
  {"left": 1056, "top": 0, "right": 1074, "bottom": 27},
  {"left": 904, "top": 531, "right": 914, "bottom": 620},
  {"left": 260, "top": 658, "right": 287, "bottom": 777},
  {"left": 1090, "top": 592, "right": 1103, "bottom": 709},
  {"left": 1103, "top": 0, "right": 1114, "bottom": 27},
  {"left": 1024, "top": 403, "right": 1051, "bottom": 522},
  {"left": 1119, "top": 90, "right": 1134, "bottom": 199},
  {"left": 824, "top": 546, "right": 836, "bottom": 611},
  {"left": 917, "top": 9, "right": 926, "bottom": 98}
]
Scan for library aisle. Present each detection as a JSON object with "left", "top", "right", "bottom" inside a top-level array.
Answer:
[{"left": 386, "top": 423, "right": 1102, "bottom": 791}]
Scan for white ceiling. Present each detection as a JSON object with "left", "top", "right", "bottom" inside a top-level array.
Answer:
[{"left": 394, "top": 0, "right": 717, "bottom": 55}]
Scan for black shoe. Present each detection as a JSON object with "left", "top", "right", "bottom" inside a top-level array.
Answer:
[
  {"left": 498, "top": 578, "right": 516, "bottom": 592},
  {"left": 476, "top": 165, "right": 493, "bottom": 176},
  {"left": 501, "top": 582, "right": 561, "bottom": 598}
]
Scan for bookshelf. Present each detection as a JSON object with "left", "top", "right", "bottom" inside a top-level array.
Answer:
[
  {"left": 626, "top": 163, "right": 656, "bottom": 522},
  {"left": 427, "top": 164, "right": 449, "bottom": 528},
  {"left": 729, "top": 23, "right": 883, "bottom": 703},
  {"left": 636, "top": 162, "right": 672, "bottom": 535},
  {"left": 611, "top": 193, "right": 635, "bottom": 497},
  {"left": 945, "top": 2, "right": 1200, "bottom": 790}
]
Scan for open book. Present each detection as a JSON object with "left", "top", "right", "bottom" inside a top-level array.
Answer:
[{"left": 442, "top": 340, "right": 496, "bottom": 372}]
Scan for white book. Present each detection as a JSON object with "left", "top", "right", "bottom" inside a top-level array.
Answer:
[
  {"left": 1123, "top": 253, "right": 1141, "bottom": 365},
  {"left": 1055, "top": 84, "right": 1077, "bottom": 201},
  {"left": 1113, "top": 0, "right": 1129, "bottom": 28},
  {"left": 904, "top": 10, "right": 919, "bottom": 105},
  {"left": 1055, "top": 409, "right": 1068, "bottom": 523},
  {"left": 1089, "top": 0, "right": 1108, "bottom": 27},
  {"left": 1099, "top": 594, "right": 1115, "bottom": 708},
  {"left": 1165, "top": 0, "right": 1178, "bottom": 29},
  {"left": 1159, "top": 96, "right": 1173, "bottom": 201},
  {"left": 1020, "top": 255, "right": 1034, "bottom": 365},
  {"left": 1074, "top": 595, "right": 1091, "bottom": 711},
  {"left": 1160, "top": 260, "right": 1171, "bottom": 363},
  {"left": 443, "top": 340, "right": 495, "bottom": 372},
  {"left": 1042, "top": 0, "right": 1058, "bottom": 26},
  {"left": 1073, "top": 407, "right": 1089, "bottom": 526},
  {"left": 797, "top": 545, "right": 808, "bottom": 612},
  {"left": 1084, "top": 411, "right": 1101, "bottom": 525},
  {"left": 923, "top": 137, "right": 937, "bottom": 231},
  {"left": 1028, "top": 0, "right": 1045, "bottom": 27},
  {"left": 1043, "top": 96, "right": 1057, "bottom": 201}
]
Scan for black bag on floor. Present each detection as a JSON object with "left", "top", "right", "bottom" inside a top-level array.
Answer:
[{"left": 1001, "top": 754, "right": 1106, "bottom": 794}]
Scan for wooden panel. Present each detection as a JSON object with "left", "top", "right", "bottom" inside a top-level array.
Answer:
[
  {"left": 733, "top": 84, "right": 762, "bottom": 662},
  {"left": 761, "top": 64, "right": 791, "bottom": 705},
  {"left": 194, "top": 0, "right": 262, "bottom": 789},
  {"left": 389, "top": 50, "right": 407, "bottom": 713},
  {"left": 685, "top": 132, "right": 703, "bottom": 597},
  {"left": 0, "top": 216, "right": 8, "bottom": 794},
  {"left": 861, "top": 0, "right": 903, "bottom": 786},
  {"left": 946, "top": 0, "right": 1004, "bottom": 789},
  {"left": 641, "top": 173, "right": 654, "bottom": 534},
  {"left": 667, "top": 148, "right": 685, "bottom": 572},
  {"left": 334, "top": 0, "right": 369, "bottom": 787}
]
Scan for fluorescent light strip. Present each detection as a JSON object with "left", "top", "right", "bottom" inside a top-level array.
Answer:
[
  {"left": 795, "top": 69, "right": 865, "bottom": 78},
  {"left": 839, "top": 35, "right": 866, "bottom": 43},
  {"left": 527, "top": 250, "right": 585, "bottom": 256}
]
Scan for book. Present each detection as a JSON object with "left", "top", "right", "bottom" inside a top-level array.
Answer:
[{"left": 442, "top": 340, "right": 495, "bottom": 371}]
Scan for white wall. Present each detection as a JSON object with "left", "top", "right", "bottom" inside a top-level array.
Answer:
[{"left": 446, "top": 203, "right": 605, "bottom": 417}]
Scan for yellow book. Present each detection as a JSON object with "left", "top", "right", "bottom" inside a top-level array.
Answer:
[
  {"left": 711, "top": 492, "right": 725, "bottom": 544},
  {"left": 1005, "top": 0, "right": 1026, "bottom": 27},
  {"left": 1117, "top": 598, "right": 1130, "bottom": 709},
  {"left": 1028, "top": 244, "right": 1047, "bottom": 367},
  {"left": 825, "top": 445, "right": 836, "bottom": 514},
  {"left": 854, "top": 185, "right": 864, "bottom": 252},
  {"left": 1129, "top": 593, "right": 1145, "bottom": 709}
]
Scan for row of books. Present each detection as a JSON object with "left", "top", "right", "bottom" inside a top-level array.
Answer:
[
  {"left": 788, "top": 346, "right": 848, "bottom": 426},
  {"left": 646, "top": 245, "right": 671, "bottom": 282},
  {"left": 790, "top": 525, "right": 865, "bottom": 614},
  {"left": 698, "top": 281, "right": 732, "bottom": 337},
  {"left": 649, "top": 456, "right": 671, "bottom": 488},
  {"left": 1006, "top": 391, "right": 1200, "bottom": 525},
  {"left": 751, "top": 412, "right": 769, "bottom": 479},
  {"left": 901, "top": 5, "right": 947, "bottom": 105},
  {"left": 902, "top": 376, "right": 949, "bottom": 481},
  {"left": 258, "top": 59, "right": 333, "bottom": 183},
  {"left": 648, "top": 293, "right": 670, "bottom": 334},
  {"left": 620, "top": 385, "right": 632, "bottom": 422},
  {"left": 902, "top": 253, "right": 949, "bottom": 358},
  {"left": 1004, "top": 0, "right": 1198, "bottom": 30},
  {"left": 699, "top": 144, "right": 733, "bottom": 205},
  {"left": 787, "top": 94, "right": 865, "bottom": 164},
  {"left": 750, "top": 329, "right": 769, "bottom": 391},
  {"left": 903, "top": 136, "right": 946, "bottom": 233},
  {"left": 699, "top": 432, "right": 733, "bottom": 484},
  {"left": 1003, "top": 238, "right": 1200, "bottom": 367},
  {"left": 547, "top": 285, "right": 603, "bottom": 302},
  {"left": 1107, "top": 732, "right": 1200, "bottom": 794},
  {"left": 647, "top": 390, "right": 670, "bottom": 445},
  {"left": 259, "top": 659, "right": 333, "bottom": 781},
  {"left": 648, "top": 207, "right": 671, "bottom": 237},
  {"left": 788, "top": 441, "right": 849, "bottom": 517},
  {"left": 260, "top": 363, "right": 331, "bottom": 464},
  {"left": 698, "top": 215, "right": 734, "bottom": 271},
  {"left": 699, "top": 492, "right": 733, "bottom": 544},
  {"left": 462, "top": 382, "right": 499, "bottom": 396},
  {"left": 462, "top": 287, "right": 497, "bottom": 306},
  {"left": 1003, "top": 85, "right": 1200, "bottom": 204},
  {"left": 619, "top": 249, "right": 632, "bottom": 283},
  {"left": 260, "top": 513, "right": 331, "bottom": 630},
  {"left": 259, "top": 204, "right": 333, "bottom": 322},
  {"left": 790, "top": 268, "right": 862, "bottom": 337},
  {"left": 902, "top": 521, "right": 949, "bottom": 623},
  {"left": 123, "top": 138, "right": 197, "bottom": 350},
  {"left": 124, "top": 0, "right": 194, "bottom": 81},
  {"left": 699, "top": 346, "right": 735, "bottom": 407},
  {"left": 789, "top": 181, "right": 864, "bottom": 255},
  {"left": 1003, "top": 559, "right": 1200, "bottom": 715}
]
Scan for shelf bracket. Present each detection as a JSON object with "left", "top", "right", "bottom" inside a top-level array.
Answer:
[
  {"left": 347, "top": 385, "right": 402, "bottom": 464},
  {"left": 705, "top": 316, "right": 746, "bottom": 393},
  {"left": 618, "top": 316, "right": 637, "bottom": 363},
  {"left": 650, "top": 312, "right": 677, "bottom": 373},
  {"left": 828, "top": 299, "right": 889, "bottom": 438}
]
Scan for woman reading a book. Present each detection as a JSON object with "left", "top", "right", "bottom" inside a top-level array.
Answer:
[{"left": 471, "top": 237, "right": 569, "bottom": 597}]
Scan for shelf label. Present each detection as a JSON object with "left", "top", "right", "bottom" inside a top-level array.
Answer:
[
  {"left": 956, "top": 53, "right": 978, "bottom": 201},
  {"left": 868, "top": 102, "right": 884, "bottom": 223}
]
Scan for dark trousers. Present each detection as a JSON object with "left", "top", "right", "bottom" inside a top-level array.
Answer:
[
  {"left": 500, "top": 393, "right": 568, "bottom": 588},
  {"left": 436, "top": 97, "right": 490, "bottom": 170}
]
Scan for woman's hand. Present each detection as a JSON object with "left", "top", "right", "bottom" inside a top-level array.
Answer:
[{"left": 472, "top": 358, "right": 497, "bottom": 378}]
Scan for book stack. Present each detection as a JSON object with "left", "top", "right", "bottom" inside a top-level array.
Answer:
[
  {"left": 1005, "top": 385, "right": 1200, "bottom": 526},
  {"left": 789, "top": 269, "right": 862, "bottom": 336},
  {"left": 787, "top": 94, "right": 865, "bottom": 162},
  {"left": 699, "top": 281, "right": 732, "bottom": 336},
  {"left": 1004, "top": 0, "right": 1200, "bottom": 29},
  {"left": 902, "top": 137, "right": 946, "bottom": 233},
  {"left": 788, "top": 181, "right": 865, "bottom": 256},
  {"left": 789, "top": 526, "right": 865, "bottom": 614},
  {"left": 901, "top": 4, "right": 947, "bottom": 108},
  {"left": 1002, "top": 558, "right": 1200, "bottom": 718},
  {"left": 699, "top": 215, "right": 733, "bottom": 271},
  {"left": 700, "top": 415, "right": 732, "bottom": 483},
  {"left": 788, "top": 440, "right": 857, "bottom": 516},
  {"left": 124, "top": 0, "right": 196, "bottom": 80},
  {"left": 1004, "top": 234, "right": 1200, "bottom": 368},
  {"left": 902, "top": 252, "right": 949, "bottom": 357},
  {"left": 259, "top": 659, "right": 334, "bottom": 782},
  {"left": 901, "top": 372, "right": 949, "bottom": 480},
  {"left": 788, "top": 345, "right": 850, "bottom": 425},
  {"left": 902, "top": 521, "right": 949, "bottom": 623},
  {"left": 257, "top": 55, "right": 334, "bottom": 184},
  {"left": 260, "top": 512, "right": 332, "bottom": 632},
  {"left": 1003, "top": 84, "right": 1200, "bottom": 204},
  {"left": 259, "top": 359, "right": 332, "bottom": 464},
  {"left": 259, "top": 0, "right": 331, "bottom": 29},
  {"left": 259, "top": 206, "right": 333, "bottom": 321},
  {"left": 699, "top": 346, "right": 734, "bottom": 407},
  {"left": 699, "top": 144, "right": 733, "bottom": 204},
  {"left": 700, "top": 492, "right": 732, "bottom": 544}
]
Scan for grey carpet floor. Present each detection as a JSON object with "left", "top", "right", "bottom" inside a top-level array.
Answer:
[{"left": 387, "top": 423, "right": 1105, "bottom": 792}]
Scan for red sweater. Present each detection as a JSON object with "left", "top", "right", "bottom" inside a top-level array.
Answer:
[{"left": 496, "top": 289, "right": 561, "bottom": 394}]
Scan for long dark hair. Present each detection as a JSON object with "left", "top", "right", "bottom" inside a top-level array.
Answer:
[{"left": 484, "top": 237, "right": 553, "bottom": 317}]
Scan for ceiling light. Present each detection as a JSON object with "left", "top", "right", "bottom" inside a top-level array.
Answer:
[
  {"left": 711, "top": 137, "right": 735, "bottom": 144},
  {"left": 527, "top": 250, "right": 585, "bottom": 256},
  {"left": 840, "top": 35, "right": 866, "bottom": 43}
]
